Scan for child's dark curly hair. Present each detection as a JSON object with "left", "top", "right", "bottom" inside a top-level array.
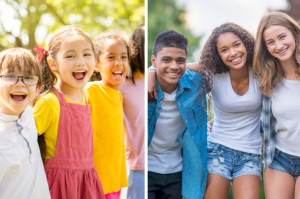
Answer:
[{"left": 199, "top": 23, "right": 255, "bottom": 115}]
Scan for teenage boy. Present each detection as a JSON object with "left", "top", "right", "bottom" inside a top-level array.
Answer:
[{"left": 148, "top": 30, "right": 207, "bottom": 199}]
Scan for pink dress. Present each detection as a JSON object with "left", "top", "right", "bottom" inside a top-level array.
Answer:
[{"left": 44, "top": 91, "right": 105, "bottom": 199}]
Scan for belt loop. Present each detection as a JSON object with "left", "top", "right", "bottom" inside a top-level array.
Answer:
[{"left": 213, "top": 143, "right": 220, "bottom": 151}]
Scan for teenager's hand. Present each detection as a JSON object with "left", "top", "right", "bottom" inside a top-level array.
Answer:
[
  {"left": 207, "top": 119, "right": 214, "bottom": 136},
  {"left": 148, "top": 70, "right": 157, "bottom": 100}
]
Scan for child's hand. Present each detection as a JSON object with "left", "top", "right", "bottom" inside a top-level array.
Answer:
[
  {"left": 148, "top": 69, "right": 157, "bottom": 100},
  {"left": 207, "top": 119, "right": 214, "bottom": 136}
]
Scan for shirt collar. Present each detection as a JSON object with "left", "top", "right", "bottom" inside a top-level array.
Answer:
[{"left": 156, "top": 72, "right": 192, "bottom": 101}]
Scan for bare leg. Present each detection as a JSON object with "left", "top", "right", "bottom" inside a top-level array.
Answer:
[
  {"left": 204, "top": 174, "right": 230, "bottom": 199},
  {"left": 264, "top": 168, "right": 295, "bottom": 199},
  {"left": 232, "top": 175, "right": 260, "bottom": 199},
  {"left": 295, "top": 176, "right": 300, "bottom": 199}
]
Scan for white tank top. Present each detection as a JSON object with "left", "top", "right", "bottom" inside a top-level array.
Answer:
[{"left": 208, "top": 68, "right": 262, "bottom": 154}]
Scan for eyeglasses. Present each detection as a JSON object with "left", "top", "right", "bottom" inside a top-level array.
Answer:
[{"left": 0, "top": 74, "right": 40, "bottom": 86}]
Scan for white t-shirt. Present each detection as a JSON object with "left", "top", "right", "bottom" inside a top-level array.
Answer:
[
  {"left": 0, "top": 107, "right": 51, "bottom": 199},
  {"left": 208, "top": 68, "right": 262, "bottom": 154},
  {"left": 148, "top": 88, "right": 186, "bottom": 174},
  {"left": 272, "top": 78, "right": 300, "bottom": 156}
]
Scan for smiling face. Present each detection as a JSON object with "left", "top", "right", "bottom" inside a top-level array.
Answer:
[
  {"left": 0, "top": 67, "right": 38, "bottom": 117},
  {"left": 51, "top": 35, "right": 96, "bottom": 90},
  {"left": 97, "top": 39, "right": 129, "bottom": 90},
  {"left": 216, "top": 32, "right": 248, "bottom": 71},
  {"left": 263, "top": 25, "right": 296, "bottom": 63},
  {"left": 152, "top": 47, "right": 186, "bottom": 94}
]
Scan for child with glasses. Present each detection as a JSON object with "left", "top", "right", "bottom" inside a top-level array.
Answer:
[{"left": 0, "top": 48, "right": 51, "bottom": 199}]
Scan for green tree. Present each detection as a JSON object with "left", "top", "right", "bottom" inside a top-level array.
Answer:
[
  {"left": 148, "top": 0, "right": 202, "bottom": 66},
  {"left": 0, "top": 0, "right": 144, "bottom": 51}
]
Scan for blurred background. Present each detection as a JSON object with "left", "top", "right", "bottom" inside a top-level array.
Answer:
[
  {"left": 148, "top": 0, "right": 300, "bottom": 67},
  {"left": 149, "top": 0, "right": 300, "bottom": 198},
  {"left": 0, "top": 0, "right": 144, "bottom": 50}
]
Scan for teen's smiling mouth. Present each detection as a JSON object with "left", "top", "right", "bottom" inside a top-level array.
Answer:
[
  {"left": 72, "top": 70, "right": 87, "bottom": 81},
  {"left": 10, "top": 92, "right": 27, "bottom": 103},
  {"left": 277, "top": 47, "right": 288, "bottom": 55},
  {"left": 230, "top": 56, "right": 243, "bottom": 65},
  {"left": 166, "top": 71, "right": 181, "bottom": 77}
]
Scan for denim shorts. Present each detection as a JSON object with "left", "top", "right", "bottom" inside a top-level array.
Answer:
[
  {"left": 269, "top": 148, "right": 300, "bottom": 179},
  {"left": 207, "top": 141, "right": 261, "bottom": 182}
]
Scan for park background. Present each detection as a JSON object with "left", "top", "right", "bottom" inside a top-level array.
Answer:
[
  {"left": 0, "top": 0, "right": 144, "bottom": 198},
  {"left": 148, "top": 0, "right": 300, "bottom": 198}
]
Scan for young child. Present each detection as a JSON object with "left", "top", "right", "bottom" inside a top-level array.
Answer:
[
  {"left": 119, "top": 24, "right": 145, "bottom": 199},
  {"left": 33, "top": 26, "right": 105, "bottom": 199},
  {"left": 147, "top": 30, "right": 207, "bottom": 199},
  {"left": 86, "top": 31, "right": 129, "bottom": 199},
  {"left": 0, "top": 48, "right": 51, "bottom": 199}
]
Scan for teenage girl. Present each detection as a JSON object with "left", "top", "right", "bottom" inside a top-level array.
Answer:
[
  {"left": 0, "top": 48, "right": 51, "bottom": 199},
  {"left": 253, "top": 12, "right": 300, "bottom": 199},
  {"left": 119, "top": 24, "right": 145, "bottom": 199},
  {"left": 33, "top": 26, "right": 105, "bottom": 199},
  {"left": 148, "top": 23, "right": 262, "bottom": 199},
  {"left": 86, "top": 31, "right": 129, "bottom": 199}
]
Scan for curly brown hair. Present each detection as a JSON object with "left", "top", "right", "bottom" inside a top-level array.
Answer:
[
  {"left": 253, "top": 12, "right": 300, "bottom": 97},
  {"left": 199, "top": 23, "right": 255, "bottom": 114}
]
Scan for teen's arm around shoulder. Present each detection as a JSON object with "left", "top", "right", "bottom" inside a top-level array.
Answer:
[{"left": 186, "top": 62, "right": 202, "bottom": 73}]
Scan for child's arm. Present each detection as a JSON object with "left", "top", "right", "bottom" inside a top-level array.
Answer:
[
  {"left": 187, "top": 62, "right": 202, "bottom": 73},
  {"left": 33, "top": 98, "right": 54, "bottom": 135}
]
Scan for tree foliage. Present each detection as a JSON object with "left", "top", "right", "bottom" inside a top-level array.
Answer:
[
  {"left": 148, "top": 0, "right": 202, "bottom": 66},
  {"left": 0, "top": 0, "right": 144, "bottom": 51}
]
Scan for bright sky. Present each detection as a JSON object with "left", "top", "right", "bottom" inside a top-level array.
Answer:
[{"left": 176, "top": 0, "right": 289, "bottom": 60}]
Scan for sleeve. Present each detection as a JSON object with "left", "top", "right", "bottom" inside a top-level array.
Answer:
[{"left": 33, "top": 98, "right": 54, "bottom": 135}]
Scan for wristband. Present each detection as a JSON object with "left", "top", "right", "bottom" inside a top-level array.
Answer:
[{"left": 148, "top": 68, "right": 156, "bottom": 71}]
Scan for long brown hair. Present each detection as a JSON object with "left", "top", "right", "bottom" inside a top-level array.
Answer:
[
  {"left": 129, "top": 24, "right": 145, "bottom": 83},
  {"left": 35, "top": 25, "right": 94, "bottom": 161},
  {"left": 253, "top": 12, "right": 300, "bottom": 97}
]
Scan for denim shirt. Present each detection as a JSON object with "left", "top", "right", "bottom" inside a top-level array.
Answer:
[
  {"left": 261, "top": 94, "right": 276, "bottom": 171},
  {"left": 148, "top": 69, "right": 207, "bottom": 199}
]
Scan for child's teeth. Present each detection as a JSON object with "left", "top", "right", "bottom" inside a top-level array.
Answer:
[
  {"left": 169, "top": 73, "right": 178, "bottom": 75},
  {"left": 12, "top": 93, "right": 25, "bottom": 95}
]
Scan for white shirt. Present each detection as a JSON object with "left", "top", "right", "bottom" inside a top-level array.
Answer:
[
  {"left": 148, "top": 88, "right": 186, "bottom": 174},
  {"left": 208, "top": 68, "right": 262, "bottom": 154},
  {"left": 0, "top": 106, "right": 51, "bottom": 199},
  {"left": 272, "top": 78, "right": 300, "bottom": 156}
]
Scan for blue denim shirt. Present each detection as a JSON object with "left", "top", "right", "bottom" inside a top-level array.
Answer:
[
  {"left": 261, "top": 95, "right": 276, "bottom": 171},
  {"left": 148, "top": 69, "right": 207, "bottom": 199}
]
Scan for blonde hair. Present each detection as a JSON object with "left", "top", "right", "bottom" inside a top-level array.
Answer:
[{"left": 253, "top": 12, "right": 300, "bottom": 97}]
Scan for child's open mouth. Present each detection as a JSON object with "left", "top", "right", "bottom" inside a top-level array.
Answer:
[
  {"left": 72, "top": 70, "right": 87, "bottom": 81},
  {"left": 11, "top": 93, "right": 27, "bottom": 102},
  {"left": 112, "top": 71, "right": 123, "bottom": 79}
]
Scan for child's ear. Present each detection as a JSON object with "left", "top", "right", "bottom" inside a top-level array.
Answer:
[
  {"left": 151, "top": 55, "right": 157, "bottom": 68},
  {"left": 48, "top": 59, "right": 58, "bottom": 72},
  {"left": 95, "top": 62, "right": 101, "bottom": 72}
]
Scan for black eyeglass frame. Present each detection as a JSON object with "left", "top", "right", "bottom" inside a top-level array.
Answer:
[{"left": 0, "top": 74, "right": 40, "bottom": 86}]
